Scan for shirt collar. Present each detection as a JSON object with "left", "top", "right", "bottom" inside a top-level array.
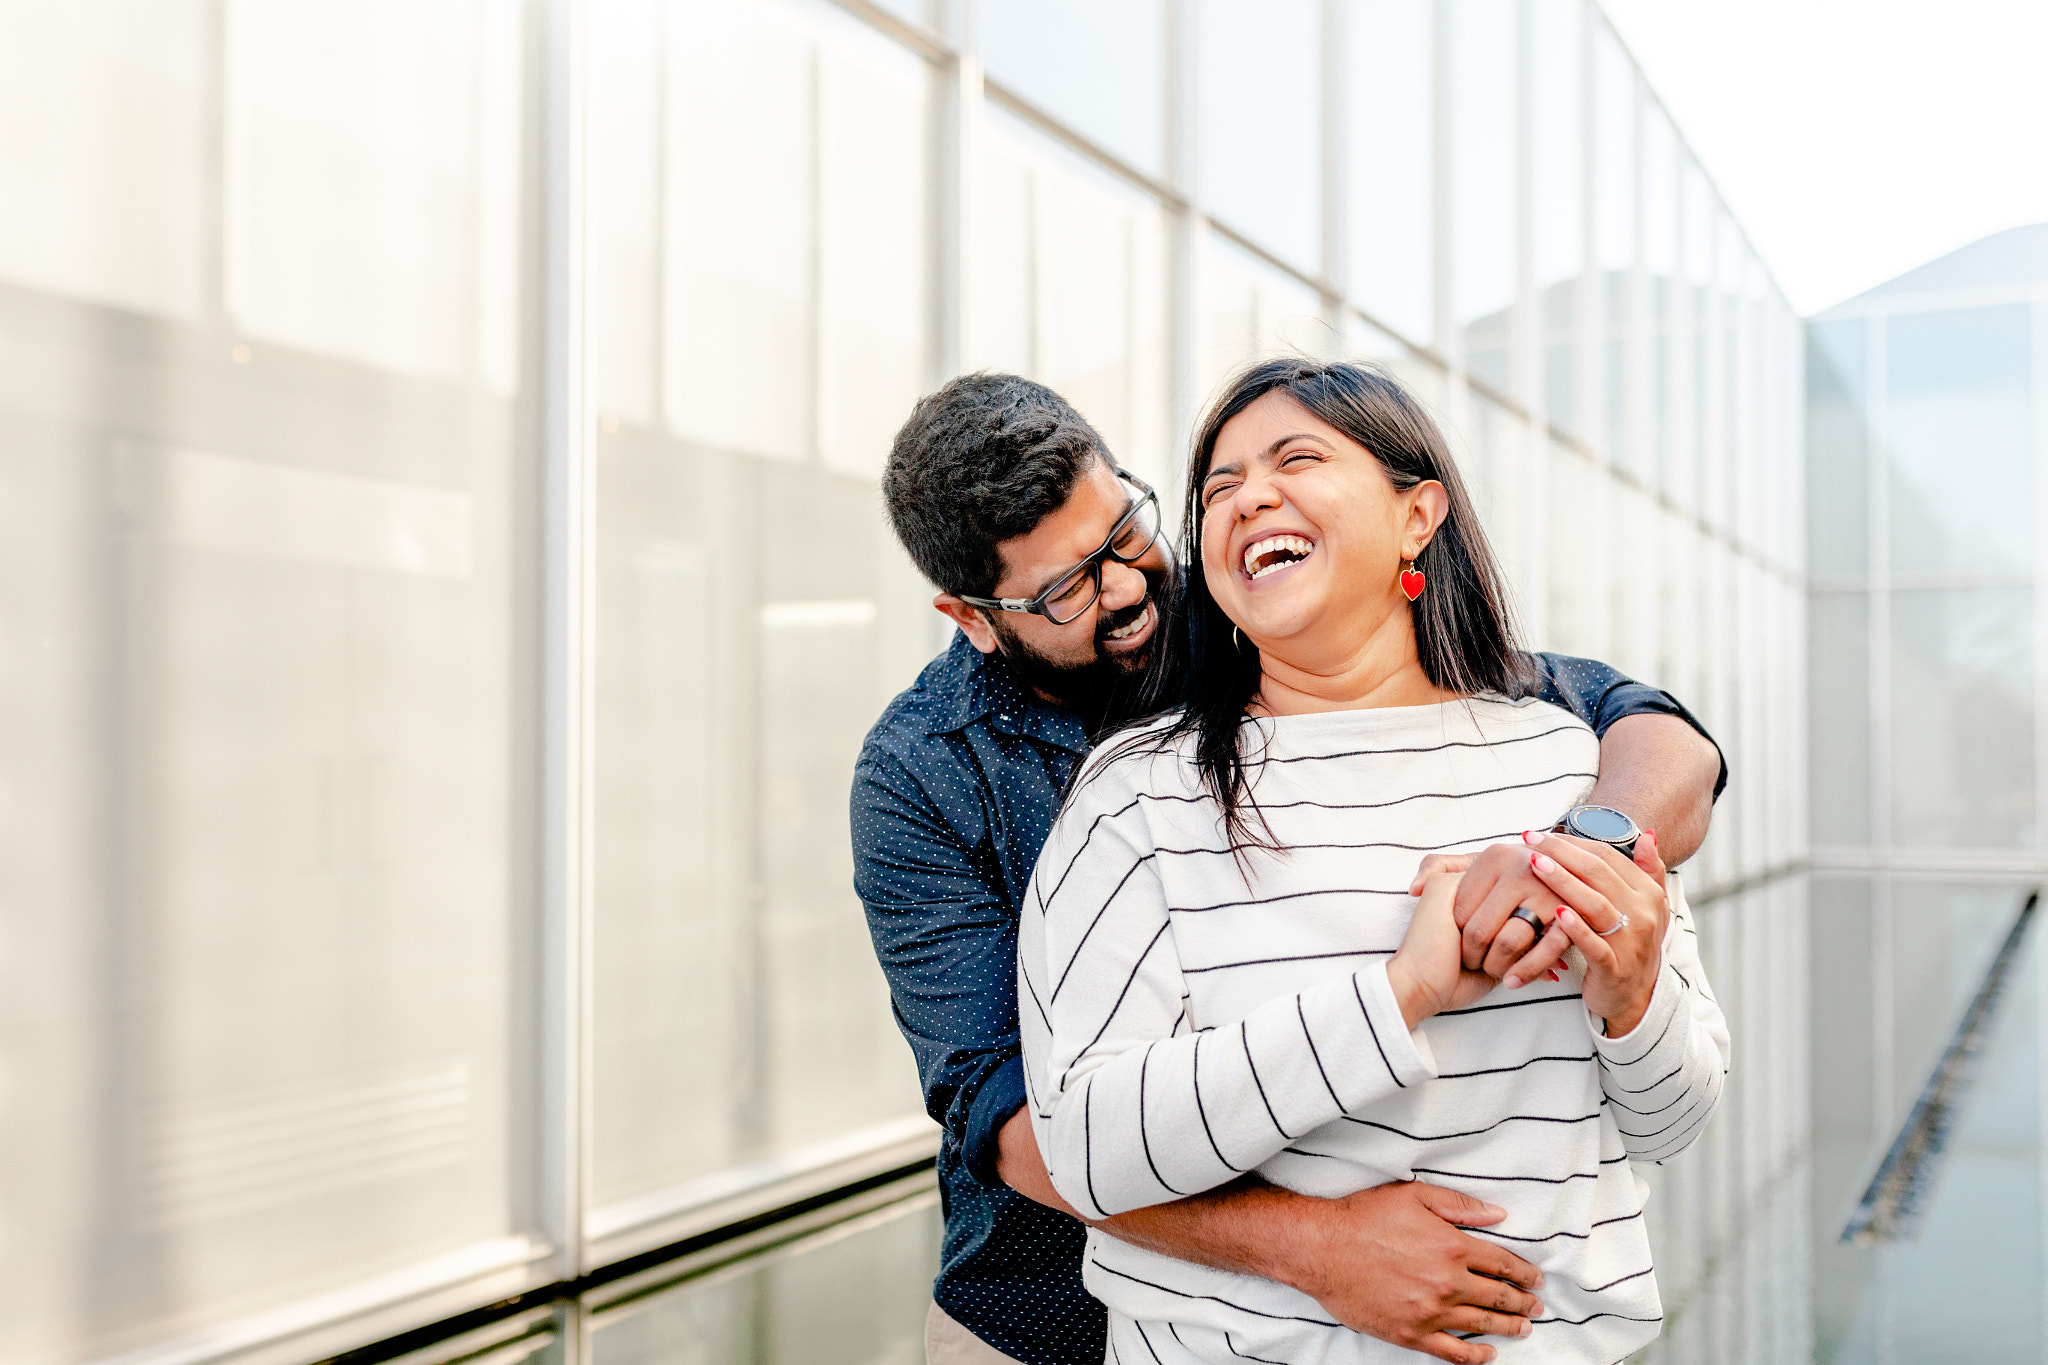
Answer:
[{"left": 927, "top": 632, "right": 1091, "bottom": 756}]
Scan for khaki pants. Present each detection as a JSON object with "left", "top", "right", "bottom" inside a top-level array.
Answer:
[{"left": 925, "top": 1301, "right": 1030, "bottom": 1365}]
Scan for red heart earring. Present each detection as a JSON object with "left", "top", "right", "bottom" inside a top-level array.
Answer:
[{"left": 1399, "top": 559, "right": 1426, "bottom": 601}]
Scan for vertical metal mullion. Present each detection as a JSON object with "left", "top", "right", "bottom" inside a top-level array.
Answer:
[
  {"left": 2032, "top": 294, "right": 2048, "bottom": 851},
  {"left": 1430, "top": 0, "right": 1454, "bottom": 372},
  {"left": 539, "top": 0, "right": 593, "bottom": 1289},
  {"left": 1319, "top": 0, "right": 1348, "bottom": 354},
  {"left": 1867, "top": 312, "right": 1890, "bottom": 855},
  {"left": 1513, "top": 0, "right": 1545, "bottom": 643},
  {"left": 937, "top": 0, "right": 976, "bottom": 378},
  {"left": 1166, "top": 0, "right": 1199, "bottom": 462}
]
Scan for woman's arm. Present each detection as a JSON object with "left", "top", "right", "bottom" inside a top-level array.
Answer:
[
  {"left": 1513, "top": 834, "right": 1732, "bottom": 1162},
  {"left": 1588, "top": 878, "right": 1730, "bottom": 1161},
  {"left": 1017, "top": 778, "right": 1434, "bottom": 1220}
]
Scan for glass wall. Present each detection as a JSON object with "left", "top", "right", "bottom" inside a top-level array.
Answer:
[
  {"left": 0, "top": 2, "right": 544, "bottom": 1363},
  {"left": 0, "top": 2, "right": 1804, "bottom": 1363},
  {"left": 1803, "top": 231, "right": 2048, "bottom": 1363}
]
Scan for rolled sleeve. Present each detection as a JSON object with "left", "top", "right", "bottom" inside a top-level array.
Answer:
[
  {"left": 1530, "top": 651, "right": 1728, "bottom": 799},
  {"left": 962, "top": 1055, "right": 1028, "bottom": 1186}
]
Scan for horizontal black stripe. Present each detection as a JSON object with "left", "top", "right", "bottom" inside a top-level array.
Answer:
[
  {"left": 1577, "top": 1264, "right": 1657, "bottom": 1294},
  {"left": 1259, "top": 720, "right": 1590, "bottom": 764},
  {"left": 1171, "top": 885, "right": 1415, "bottom": 914},
  {"left": 1437, "top": 992, "right": 1585, "bottom": 1019},
  {"left": 1530, "top": 1310, "right": 1664, "bottom": 1326},
  {"left": 1473, "top": 1210, "right": 1645, "bottom": 1244},
  {"left": 1341, "top": 1109, "right": 1603, "bottom": 1142},
  {"left": 1438, "top": 1052, "right": 1598, "bottom": 1080},
  {"left": 1182, "top": 947, "right": 1392, "bottom": 974},
  {"left": 1088, "top": 1259, "right": 1341, "bottom": 1328},
  {"left": 1148, "top": 819, "right": 1588, "bottom": 860},
  {"left": 1598, "top": 1060, "right": 1684, "bottom": 1095}
]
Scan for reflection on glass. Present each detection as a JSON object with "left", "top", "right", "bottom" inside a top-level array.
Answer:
[
  {"left": 1804, "top": 879, "right": 2044, "bottom": 1364},
  {"left": 1890, "top": 587, "right": 2033, "bottom": 847},
  {"left": 1678, "top": 162, "right": 1715, "bottom": 513},
  {"left": 976, "top": 108, "right": 1172, "bottom": 494},
  {"left": 1530, "top": 0, "right": 1584, "bottom": 430},
  {"left": 1197, "top": 0, "right": 1319, "bottom": 271},
  {"left": 655, "top": 0, "right": 930, "bottom": 477},
  {"left": 1198, "top": 234, "right": 1330, "bottom": 400},
  {"left": 1450, "top": 0, "right": 1517, "bottom": 395},
  {"left": 588, "top": 0, "right": 933, "bottom": 1219},
  {"left": 1348, "top": 0, "right": 1433, "bottom": 343},
  {"left": 979, "top": 0, "right": 1165, "bottom": 178},
  {"left": 1636, "top": 878, "right": 1813, "bottom": 1363},
  {"left": 0, "top": 3, "right": 534, "bottom": 1360},
  {"left": 588, "top": 1194, "right": 941, "bottom": 1365},
  {"left": 1806, "top": 319, "right": 1869, "bottom": 577},
  {"left": 1543, "top": 444, "right": 1606, "bottom": 658},
  {"left": 0, "top": 0, "right": 209, "bottom": 319},
  {"left": 1808, "top": 592, "right": 1871, "bottom": 845},
  {"left": 1641, "top": 103, "right": 1678, "bottom": 487},
  {"left": 1885, "top": 304, "right": 2032, "bottom": 578},
  {"left": 1591, "top": 23, "right": 1635, "bottom": 460}
]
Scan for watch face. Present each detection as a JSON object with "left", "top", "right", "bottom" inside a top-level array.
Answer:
[{"left": 1570, "top": 804, "right": 1637, "bottom": 843}]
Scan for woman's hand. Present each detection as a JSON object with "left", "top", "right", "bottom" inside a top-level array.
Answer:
[
  {"left": 1504, "top": 831, "right": 1670, "bottom": 1037},
  {"left": 1387, "top": 870, "right": 1500, "bottom": 1029}
]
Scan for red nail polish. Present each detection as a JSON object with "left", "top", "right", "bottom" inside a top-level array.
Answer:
[
  {"left": 1521, "top": 830, "right": 1538, "bottom": 845},
  {"left": 1529, "top": 852, "right": 1540, "bottom": 869}
]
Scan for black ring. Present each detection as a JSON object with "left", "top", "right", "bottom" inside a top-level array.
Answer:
[{"left": 1506, "top": 906, "right": 1548, "bottom": 936}]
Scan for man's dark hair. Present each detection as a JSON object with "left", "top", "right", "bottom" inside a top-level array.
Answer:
[{"left": 883, "top": 373, "right": 1108, "bottom": 598}]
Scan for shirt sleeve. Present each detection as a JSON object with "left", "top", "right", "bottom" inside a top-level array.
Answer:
[
  {"left": 1592, "top": 875, "right": 1731, "bottom": 1162},
  {"left": 1527, "top": 652, "right": 1729, "bottom": 799},
  {"left": 851, "top": 742, "right": 1028, "bottom": 1188},
  {"left": 1018, "top": 756, "right": 1435, "bottom": 1220}
]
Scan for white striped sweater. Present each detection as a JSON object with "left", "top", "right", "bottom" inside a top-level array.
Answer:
[{"left": 1018, "top": 696, "right": 1730, "bottom": 1364}]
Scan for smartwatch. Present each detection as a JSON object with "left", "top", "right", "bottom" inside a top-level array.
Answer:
[{"left": 1554, "top": 804, "right": 1640, "bottom": 860}]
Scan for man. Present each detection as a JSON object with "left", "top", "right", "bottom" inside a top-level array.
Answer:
[{"left": 852, "top": 374, "right": 1725, "bottom": 1365}]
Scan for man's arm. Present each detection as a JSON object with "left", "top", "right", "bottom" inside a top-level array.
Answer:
[
  {"left": 1584, "top": 712, "right": 1719, "bottom": 865},
  {"left": 996, "top": 1111, "right": 1539, "bottom": 1365}
]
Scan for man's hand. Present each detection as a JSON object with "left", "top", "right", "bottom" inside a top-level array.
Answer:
[
  {"left": 1409, "top": 843, "right": 1568, "bottom": 979},
  {"left": 1275, "top": 1182, "right": 1544, "bottom": 1364},
  {"left": 996, "top": 1111, "right": 1544, "bottom": 1365}
]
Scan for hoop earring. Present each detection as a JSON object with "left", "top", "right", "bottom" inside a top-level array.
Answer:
[{"left": 1231, "top": 625, "right": 1244, "bottom": 652}]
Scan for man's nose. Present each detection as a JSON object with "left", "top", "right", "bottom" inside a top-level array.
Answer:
[{"left": 1099, "top": 558, "right": 1148, "bottom": 611}]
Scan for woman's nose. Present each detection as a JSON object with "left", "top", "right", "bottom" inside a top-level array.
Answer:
[{"left": 1231, "top": 468, "right": 1283, "bottom": 518}]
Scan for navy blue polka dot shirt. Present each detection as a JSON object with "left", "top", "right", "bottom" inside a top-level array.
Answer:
[{"left": 850, "top": 632, "right": 1723, "bottom": 1365}]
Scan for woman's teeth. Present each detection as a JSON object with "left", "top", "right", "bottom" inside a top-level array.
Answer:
[
  {"left": 1106, "top": 603, "right": 1152, "bottom": 641},
  {"left": 1244, "top": 535, "right": 1313, "bottom": 579}
]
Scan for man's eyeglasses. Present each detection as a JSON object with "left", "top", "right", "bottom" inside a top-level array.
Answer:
[{"left": 958, "top": 471, "right": 1164, "bottom": 626}]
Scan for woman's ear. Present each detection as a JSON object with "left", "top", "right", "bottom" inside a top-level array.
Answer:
[{"left": 1401, "top": 480, "right": 1451, "bottom": 559}]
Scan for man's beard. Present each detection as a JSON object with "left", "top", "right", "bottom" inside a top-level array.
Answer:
[{"left": 990, "top": 568, "right": 1177, "bottom": 732}]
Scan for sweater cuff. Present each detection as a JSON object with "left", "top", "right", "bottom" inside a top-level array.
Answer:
[
  {"left": 961, "top": 1055, "right": 1029, "bottom": 1188},
  {"left": 1357, "top": 961, "right": 1438, "bottom": 1087},
  {"left": 1589, "top": 959, "right": 1684, "bottom": 1067}
]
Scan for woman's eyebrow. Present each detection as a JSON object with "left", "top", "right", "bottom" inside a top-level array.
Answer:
[
  {"left": 1265, "top": 432, "right": 1335, "bottom": 457},
  {"left": 1202, "top": 459, "right": 1243, "bottom": 483}
]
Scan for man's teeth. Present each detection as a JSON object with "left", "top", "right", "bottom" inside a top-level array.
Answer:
[
  {"left": 1243, "top": 535, "right": 1314, "bottom": 579},
  {"left": 1106, "top": 604, "right": 1152, "bottom": 640}
]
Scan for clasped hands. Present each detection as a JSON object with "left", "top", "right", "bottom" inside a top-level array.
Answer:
[{"left": 1387, "top": 830, "right": 1671, "bottom": 1037}]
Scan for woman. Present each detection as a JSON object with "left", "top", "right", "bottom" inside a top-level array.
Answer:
[{"left": 1017, "top": 360, "right": 1729, "bottom": 1364}]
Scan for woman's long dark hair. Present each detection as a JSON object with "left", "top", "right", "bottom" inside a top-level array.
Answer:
[{"left": 1108, "top": 358, "right": 1535, "bottom": 859}]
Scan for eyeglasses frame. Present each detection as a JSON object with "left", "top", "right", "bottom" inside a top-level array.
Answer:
[{"left": 955, "top": 470, "right": 1164, "bottom": 625}]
